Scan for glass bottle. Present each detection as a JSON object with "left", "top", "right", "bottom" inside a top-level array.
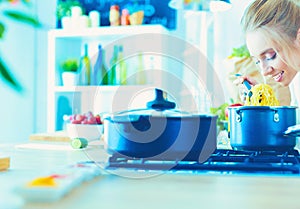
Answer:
[
  {"left": 92, "top": 44, "right": 109, "bottom": 85},
  {"left": 136, "top": 52, "right": 146, "bottom": 84},
  {"left": 79, "top": 44, "right": 91, "bottom": 85},
  {"left": 117, "top": 45, "right": 127, "bottom": 85},
  {"left": 101, "top": 49, "right": 109, "bottom": 85},
  {"left": 109, "top": 45, "right": 119, "bottom": 85}
]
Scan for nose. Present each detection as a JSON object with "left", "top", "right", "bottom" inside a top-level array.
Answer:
[{"left": 259, "top": 62, "right": 273, "bottom": 76}]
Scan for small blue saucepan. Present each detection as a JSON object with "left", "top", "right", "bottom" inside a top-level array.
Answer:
[{"left": 229, "top": 106, "right": 300, "bottom": 151}]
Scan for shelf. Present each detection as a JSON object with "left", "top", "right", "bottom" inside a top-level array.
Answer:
[
  {"left": 48, "top": 24, "right": 169, "bottom": 40},
  {"left": 47, "top": 24, "right": 169, "bottom": 132},
  {"left": 53, "top": 85, "right": 153, "bottom": 93}
]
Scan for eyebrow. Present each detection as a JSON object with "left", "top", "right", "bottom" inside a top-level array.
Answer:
[{"left": 251, "top": 48, "right": 274, "bottom": 58}]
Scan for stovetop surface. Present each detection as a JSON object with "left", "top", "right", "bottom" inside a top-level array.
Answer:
[{"left": 105, "top": 149, "right": 300, "bottom": 175}]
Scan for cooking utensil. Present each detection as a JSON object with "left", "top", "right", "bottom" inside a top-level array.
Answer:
[
  {"left": 103, "top": 88, "right": 218, "bottom": 162},
  {"left": 235, "top": 73, "right": 253, "bottom": 98},
  {"left": 228, "top": 106, "right": 300, "bottom": 151}
]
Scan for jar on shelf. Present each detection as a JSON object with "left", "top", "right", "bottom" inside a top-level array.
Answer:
[
  {"left": 121, "top": 9, "right": 130, "bottom": 26},
  {"left": 89, "top": 10, "right": 100, "bottom": 27},
  {"left": 109, "top": 5, "right": 120, "bottom": 26}
]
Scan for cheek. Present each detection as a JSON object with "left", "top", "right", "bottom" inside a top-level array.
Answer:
[
  {"left": 272, "top": 58, "right": 287, "bottom": 70},
  {"left": 277, "top": 60, "right": 288, "bottom": 70}
]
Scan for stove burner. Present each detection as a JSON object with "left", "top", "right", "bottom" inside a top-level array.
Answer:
[{"left": 106, "top": 149, "right": 300, "bottom": 175}]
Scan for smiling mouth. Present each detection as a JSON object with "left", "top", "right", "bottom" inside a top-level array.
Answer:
[{"left": 273, "top": 71, "right": 284, "bottom": 82}]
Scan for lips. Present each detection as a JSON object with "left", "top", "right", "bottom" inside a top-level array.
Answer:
[{"left": 273, "top": 71, "right": 284, "bottom": 82}]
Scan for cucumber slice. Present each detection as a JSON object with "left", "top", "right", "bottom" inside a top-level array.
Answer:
[{"left": 71, "top": 138, "right": 88, "bottom": 149}]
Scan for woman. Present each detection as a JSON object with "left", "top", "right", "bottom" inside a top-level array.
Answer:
[{"left": 235, "top": 0, "right": 300, "bottom": 106}]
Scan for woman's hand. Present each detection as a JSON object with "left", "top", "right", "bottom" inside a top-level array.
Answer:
[
  {"left": 233, "top": 75, "right": 258, "bottom": 86},
  {"left": 233, "top": 75, "right": 258, "bottom": 103}
]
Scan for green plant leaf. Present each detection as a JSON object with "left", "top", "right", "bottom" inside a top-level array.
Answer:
[
  {"left": 0, "top": 59, "right": 22, "bottom": 92},
  {"left": 229, "top": 45, "right": 250, "bottom": 58},
  {"left": 20, "top": 0, "right": 32, "bottom": 5},
  {"left": 3, "top": 10, "right": 41, "bottom": 27},
  {"left": 56, "top": 0, "right": 83, "bottom": 20},
  {"left": 0, "top": 22, "right": 5, "bottom": 39},
  {"left": 61, "top": 58, "right": 79, "bottom": 72}
]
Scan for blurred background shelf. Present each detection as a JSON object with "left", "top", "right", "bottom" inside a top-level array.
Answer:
[
  {"left": 49, "top": 25, "right": 169, "bottom": 39},
  {"left": 53, "top": 85, "right": 152, "bottom": 92},
  {"left": 47, "top": 25, "right": 170, "bottom": 132}
]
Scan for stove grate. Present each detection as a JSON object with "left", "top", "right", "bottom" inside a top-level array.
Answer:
[{"left": 106, "top": 149, "right": 300, "bottom": 174}]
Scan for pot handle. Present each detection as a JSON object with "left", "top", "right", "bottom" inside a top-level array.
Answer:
[
  {"left": 235, "top": 108, "right": 280, "bottom": 123},
  {"left": 283, "top": 124, "right": 300, "bottom": 137},
  {"left": 146, "top": 88, "right": 176, "bottom": 110}
]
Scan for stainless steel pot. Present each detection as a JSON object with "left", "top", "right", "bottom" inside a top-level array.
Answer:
[
  {"left": 103, "top": 88, "right": 217, "bottom": 162},
  {"left": 229, "top": 106, "right": 300, "bottom": 151}
]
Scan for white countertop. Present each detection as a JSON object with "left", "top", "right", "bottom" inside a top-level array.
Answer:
[{"left": 1, "top": 141, "right": 300, "bottom": 209}]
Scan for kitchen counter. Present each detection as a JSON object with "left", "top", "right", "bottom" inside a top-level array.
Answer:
[{"left": 1, "top": 141, "right": 300, "bottom": 209}]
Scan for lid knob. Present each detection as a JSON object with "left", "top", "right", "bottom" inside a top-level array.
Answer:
[{"left": 146, "top": 88, "right": 176, "bottom": 110}]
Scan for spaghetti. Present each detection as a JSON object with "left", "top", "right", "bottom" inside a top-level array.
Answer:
[{"left": 245, "top": 84, "right": 279, "bottom": 106}]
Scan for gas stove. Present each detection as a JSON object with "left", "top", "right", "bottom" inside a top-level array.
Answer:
[{"left": 105, "top": 149, "right": 300, "bottom": 175}]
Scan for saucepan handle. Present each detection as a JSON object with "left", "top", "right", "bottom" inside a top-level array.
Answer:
[{"left": 283, "top": 124, "right": 300, "bottom": 137}]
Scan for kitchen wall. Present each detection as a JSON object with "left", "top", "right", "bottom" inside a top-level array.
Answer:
[
  {"left": 167, "top": 0, "right": 252, "bottom": 109},
  {"left": 0, "top": 1, "right": 37, "bottom": 143},
  {"left": 0, "top": 0, "right": 252, "bottom": 142},
  {"left": 0, "top": 0, "right": 55, "bottom": 143}
]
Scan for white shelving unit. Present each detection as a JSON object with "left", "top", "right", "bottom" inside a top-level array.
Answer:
[{"left": 47, "top": 25, "right": 170, "bottom": 132}]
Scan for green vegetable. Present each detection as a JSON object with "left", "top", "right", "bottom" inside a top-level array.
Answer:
[
  {"left": 71, "top": 138, "right": 88, "bottom": 149},
  {"left": 210, "top": 103, "right": 229, "bottom": 130},
  {"left": 229, "top": 45, "right": 250, "bottom": 58}
]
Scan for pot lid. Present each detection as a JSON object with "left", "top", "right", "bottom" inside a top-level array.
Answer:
[{"left": 109, "top": 88, "right": 196, "bottom": 122}]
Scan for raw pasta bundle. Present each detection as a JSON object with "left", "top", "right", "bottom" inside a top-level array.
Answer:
[{"left": 245, "top": 84, "right": 280, "bottom": 106}]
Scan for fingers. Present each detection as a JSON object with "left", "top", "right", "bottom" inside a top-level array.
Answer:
[
  {"left": 233, "top": 76, "right": 247, "bottom": 86},
  {"left": 233, "top": 76, "right": 257, "bottom": 86}
]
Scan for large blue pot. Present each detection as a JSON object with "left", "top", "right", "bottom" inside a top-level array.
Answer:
[
  {"left": 103, "top": 89, "right": 217, "bottom": 162},
  {"left": 229, "top": 106, "right": 298, "bottom": 151}
]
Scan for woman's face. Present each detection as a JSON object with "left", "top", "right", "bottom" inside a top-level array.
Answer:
[{"left": 246, "top": 30, "right": 298, "bottom": 87}]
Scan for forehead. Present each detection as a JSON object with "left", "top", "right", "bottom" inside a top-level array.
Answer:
[{"left": 245, "top": 30, "right": 274, "bottom": 57}]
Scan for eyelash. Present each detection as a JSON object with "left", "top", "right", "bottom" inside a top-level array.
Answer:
[
  {"left": 266, "top": 53, "right": 277, "bottom": 61},
  {"left": 254, "top": 53, "right": 277, "bottom": 65}
]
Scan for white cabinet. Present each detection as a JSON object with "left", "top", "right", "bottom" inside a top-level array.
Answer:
[{"left": 47, "top": 25, "right": 170, "bottom": 132}]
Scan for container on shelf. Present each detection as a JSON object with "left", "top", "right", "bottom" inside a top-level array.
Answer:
[
  {"left": 79, "top": 44, "right": 91, "bottom": 85},
  {"left": 121, "top": 9, "right": 130, "bottom": 26},
  {"left": 109, "top": 45, "right": 119, "bottom": 85},
  {"left": 89, "top": 10, "right": 100, "bottom": 27},
  {"left": 109, "top": 5, "right": 120, "bottom": 26},
  {"left": 136, "top": 52, "right": 146, "bottom": 84},
  {"left": 92, "top": 44, "right": 109, "bottom": 85},
  {"left": 62, "top": 72, "right": 77, "bottom": 86},
  {"left": 117, "top": 45, "right": 127, "bottom": 85},
  {"left": 71, "top": 6, "right": 82, "bottom": 18}
]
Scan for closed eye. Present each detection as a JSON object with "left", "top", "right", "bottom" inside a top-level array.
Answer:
[
  {"left": 252, "top": 51, "right": 277, "bottom": 65},
  {"left": 266, "top": 52, "right": 277, "bottom": 61}
]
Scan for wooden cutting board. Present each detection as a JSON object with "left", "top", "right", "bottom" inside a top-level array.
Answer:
[
  {"left": 29, "top": 131, "right": 71, "bottom": 142},
  {"left": 0, "top": 156, "right": 10, "bottom": 171}
]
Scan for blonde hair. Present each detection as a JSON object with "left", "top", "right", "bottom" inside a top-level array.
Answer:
[{"left": 241, "top": 0, "right": 300, "bottom": 70}]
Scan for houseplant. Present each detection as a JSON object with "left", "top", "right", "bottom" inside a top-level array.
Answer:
[
  {"left": 61, "top": 58, "right": 79, "bottom": 86},
  {"left": 0, "top": 0, "right": 41, "bottom": 92},
  {"left": 56, "top": 0, "right": 83, "bottom": 29}
]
